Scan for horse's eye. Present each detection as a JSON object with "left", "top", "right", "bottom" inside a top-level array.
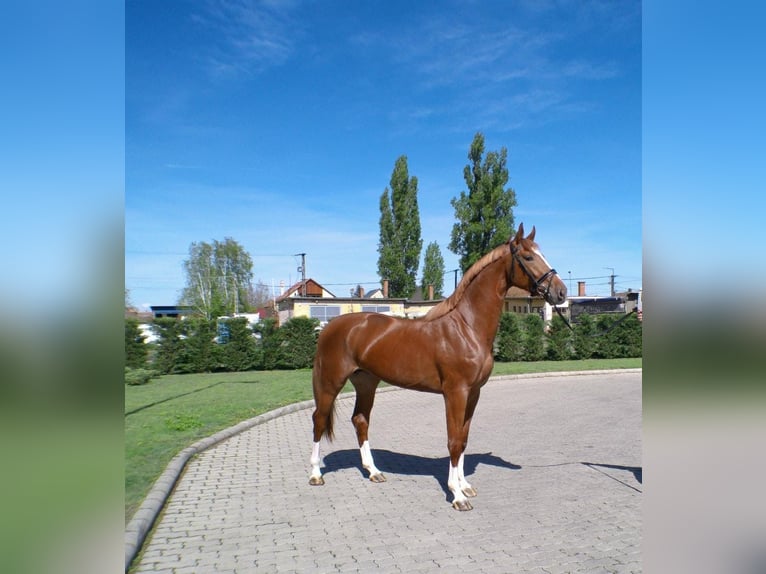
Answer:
[{"left": 524, "top": 255, "right": 534, "bottom": 262}]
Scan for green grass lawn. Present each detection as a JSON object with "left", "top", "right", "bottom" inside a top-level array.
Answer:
[{"left": 125, "top": 358, "right": 640, "bottom": 521}]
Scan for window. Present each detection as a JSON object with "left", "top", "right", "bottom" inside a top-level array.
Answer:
[
  {"left": 361, "top": 305, "right": 391, "bottom": 313},
  {"left": 310, "top": 306, "right": 341, "bottom": 322}
]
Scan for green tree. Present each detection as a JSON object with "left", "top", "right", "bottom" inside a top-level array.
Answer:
[
  {"left": 124, "top": 319, "right": 148, "bottom": 369},
  {"left": 421, "top": 241, "right": 445, "bottom": 299},
  {"left": 546, "top": 315, "right": 574, "bottom": 360},
  {"left": 246, "top": 280, "right": 272, "bottom": 310},
  {"left": 495, "top": 312, "right": 523, "bottom": 362},
  {"left": 180, "top": 237, "right": 254, "bottom": 319},
  {"left": 449, "top": 132, "right": 518, "bottom": 273},
  {"left": 254, "top": 317, "right": 280, "bottom": 370},
  {"left": 377, "top": 156, "right": 423, "bottom": 298},
  {"left": 613, "top": 313, "right": 642, "bottom": 358},
  {"left": 594, "top": 315, "right": 620, "bottom": 359},
  {"left": 276, "top": 316, "right": 319, "bottom": 369},
  {"left": 151, "top": 318, "right": 185, "bottom": 374},
  {"left": 218, "top": 317, "right": 258, "bottom": 371},
  {"left": 573, "top": 313, "right": 597, "bottom": 359},
  {"left": 591, "top": 313, "right": 643, "bottom": 359},
  {"left": 176, "top": 317, "right": 217, "bottom": 373},
  {"left": 521, "top": 313, "right": 545, "bottom": 361}
]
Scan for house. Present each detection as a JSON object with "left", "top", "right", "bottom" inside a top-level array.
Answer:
[
  {"left": 617, "top": 288, "right": 642, "bottom": 315},
  {"left": 502, "top": 286, "right": 555, "bottom": 317},
  {"left": 142, "top": 278, "right": 639, "bottom": 331},
  {"left": 567, "top": 281, "right": 628, "bottom": 322},
  {"left": 272, "top": 279, "right": 408, "bottom": 326},
  {"left": 149, "top": 305, "right": 195, "bottom": 319}
]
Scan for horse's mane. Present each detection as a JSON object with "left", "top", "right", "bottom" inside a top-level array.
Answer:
[{"left": 423, "top": 242, "right": 511, "bottom": 321}]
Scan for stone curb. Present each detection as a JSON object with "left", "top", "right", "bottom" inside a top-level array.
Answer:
[{"left": 124, "top": 368, "right": 640, "bottom": 571}]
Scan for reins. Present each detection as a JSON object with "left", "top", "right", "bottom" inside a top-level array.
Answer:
[{"left": 555, "top": 305, "right": 638, "bottom": 336}]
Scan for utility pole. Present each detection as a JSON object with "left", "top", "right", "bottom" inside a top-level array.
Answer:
[
  {"left": 448, "top": 269, "right": 460, "bottom": 291},
  {"left": 296, "top": 253, "right": 306, "bottom": 296},
  {"left": 604, "top": 267, "right": 615, "bottom": 297}
]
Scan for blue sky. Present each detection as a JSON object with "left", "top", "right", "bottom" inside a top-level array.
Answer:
[{"left": 126, "top": 0, "right": 641, "bottom": 309}]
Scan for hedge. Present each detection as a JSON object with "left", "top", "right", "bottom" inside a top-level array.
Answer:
[{"left": 125, "top": 312, "right": 641, "bottom": 378}]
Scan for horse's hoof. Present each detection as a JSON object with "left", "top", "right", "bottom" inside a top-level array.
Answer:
[
  {"left": 309, "top": 476, "right": 325, "bottom": 486},
  {"left": 452, "top": 499, "right": 473, "bottom": 511},
  {"left": 369, "top": 473, "right": 387, "bottom": 483},
  {"left": 462, "top": 486, "right": 478, "bottom": 498}
]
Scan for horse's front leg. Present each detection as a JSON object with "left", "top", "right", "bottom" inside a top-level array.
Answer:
[
  {"left": 444, "top": 387, "right": 480, "bottom": 510},
  {"left": 350, "top": 373, "right": 386, "bottom": 483},
  {"left": 456, "top": 452, "right": 477, "bottom": 498},
  {"left": 447, "top": 447, "right": 472, "bottom": 510}
]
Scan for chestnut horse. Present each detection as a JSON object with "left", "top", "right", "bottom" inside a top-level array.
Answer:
[{"left": 308, "top": 224, "right": 567, "bottom": 510}]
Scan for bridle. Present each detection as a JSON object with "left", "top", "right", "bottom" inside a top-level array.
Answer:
[
  {"left": 510, "top": 243, "right": 559, "bottom": 302},
  {"left": 510, "top": 241, "right": 574, "bottom": 331}
]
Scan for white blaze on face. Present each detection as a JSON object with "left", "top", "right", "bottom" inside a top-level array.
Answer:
[{"left": 532, "top": 246, "right": 552, "bottom": 270}]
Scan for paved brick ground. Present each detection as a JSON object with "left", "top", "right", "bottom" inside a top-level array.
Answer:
[{"left": 131, "top": 371, "right": 641, "bottom": 573}]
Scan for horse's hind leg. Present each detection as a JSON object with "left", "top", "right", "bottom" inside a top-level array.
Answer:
[
  {"left": 309, "top": 365, "right": 347, "bottom": 486},
  {"left": 350, "top": 370, "right": 385, "bottom": 483}
]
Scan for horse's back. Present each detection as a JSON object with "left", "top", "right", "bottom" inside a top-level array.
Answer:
[{"left": 317, "top": 312, "right": 378, "bottom": 346}]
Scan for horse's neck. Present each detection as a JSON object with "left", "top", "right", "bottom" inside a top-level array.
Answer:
[{"left": 455, "top": 256, "right": 509, "bottom": 345}]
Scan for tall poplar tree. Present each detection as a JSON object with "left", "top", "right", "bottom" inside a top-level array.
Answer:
[
  {"left": 421, "top": 241, "right": 445, "bottom": 299},
  {"left": 377, "top": 156, "right": 423, "bottom": 298},
  {"left": 449, "top": 132, "right": 518, "bottom": 273}
]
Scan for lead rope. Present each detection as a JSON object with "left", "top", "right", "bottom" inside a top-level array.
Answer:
[{"left": 555, "top": 306, "right": 637, "bottom": 337}]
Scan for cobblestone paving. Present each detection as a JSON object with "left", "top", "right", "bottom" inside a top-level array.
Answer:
[{"left": 131, "top": 371, "right": 641, "bottom": 573}]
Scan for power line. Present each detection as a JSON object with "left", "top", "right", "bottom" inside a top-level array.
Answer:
[
  {"left": 569, "top": 274, "right": 613, "bottom": 281},
  {"left": 126, "top": 250, "right": 297, "bottom": 258}
]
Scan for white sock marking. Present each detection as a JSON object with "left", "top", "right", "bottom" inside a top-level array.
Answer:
[
  {"left": 360, "top": 440, "right": 382, "bottom": 477},
  {"left": 309, "top": 441, "right": 322, "bottom": 481}
]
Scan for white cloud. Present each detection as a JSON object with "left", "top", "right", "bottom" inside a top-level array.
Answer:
[{"left": 195, "top": 0, "right": 301, "bottom": 77}]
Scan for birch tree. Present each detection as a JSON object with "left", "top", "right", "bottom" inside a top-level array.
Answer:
[{"left": 180, "top": 238, "right": 253, "bottom": 319}]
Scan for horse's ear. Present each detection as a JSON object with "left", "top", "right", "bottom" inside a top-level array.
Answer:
[
  {"left": 512, "top": 223, "right": 525, "bottom": 244},
  {"left": 527, "top": 226, "right": 536, "bottom": 242}
]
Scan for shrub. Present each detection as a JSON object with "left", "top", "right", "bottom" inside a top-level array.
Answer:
[
  {"left": 254, "top": 317, "right": 280, "bottom": 370},
  {"left": 521, "top": 313, "right": 546, "bottom": 361},
  {"left": 176, "top": 317, "right": 217, "bottom": 373},
  {"left": 573, "top": 314, "right": 597, "bottom": 359},
  {"left": 124, "top": 367, "right": 158, "bottom": 386},
  {"left": 125, "top": 319, "right": 148, "bottom": 369},
  {"left": 276, "top": 316, "right": 320, "bottom": 369},
  {"left": 218, "top": 317, "right": 259, "bottom": 371},
  {"left": 151, "top": 318, "right": 186, "bottom": 374},
  {"left": 593, "top": 315, "right": 621, "bottom": 358},
  {"left": 546, "top": 314, "right": 574, "bottom": 360},
  {"left": 495, "top": 313, "right": 523, "bottom": 362},
  {"left": 607, "top": 312, "right": 642, "bottom": 358}
]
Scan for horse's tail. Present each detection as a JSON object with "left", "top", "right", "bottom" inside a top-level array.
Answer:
[
  {"left": 325, "top": 401, "right": 336, "bottom": 442},
  {"left": 312, "top": 355, "right": 337, "bottom": 442}
]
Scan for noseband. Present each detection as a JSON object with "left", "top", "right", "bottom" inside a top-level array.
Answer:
[{"left": 510, "top": 244, "right": 559, "bottom": 301}]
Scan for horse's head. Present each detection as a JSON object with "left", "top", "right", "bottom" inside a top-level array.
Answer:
[{"left": 508, "top": 223, "right": 567, "bottom": 305}]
